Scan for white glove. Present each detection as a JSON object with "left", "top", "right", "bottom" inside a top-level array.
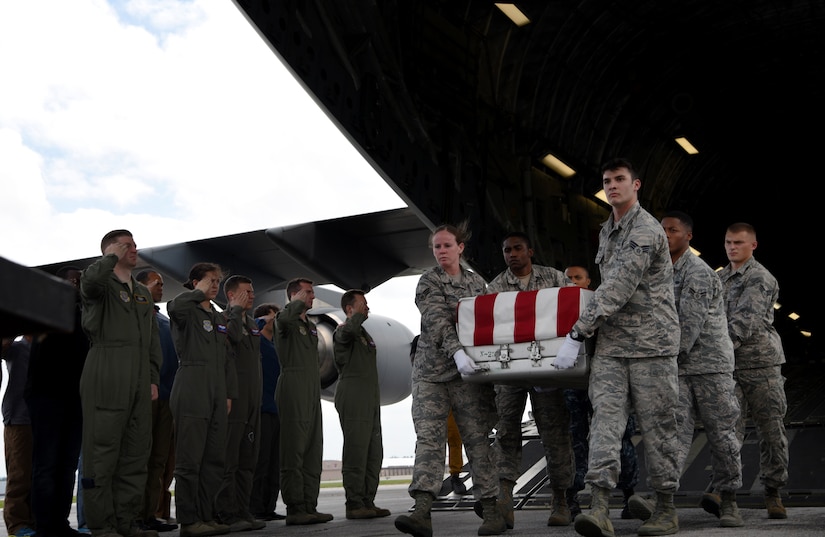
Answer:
[
  {"left": 453, "top": 349, "right": 482, "bottom": 376},
  {"left": 553, "top": 334, "right": 582, "bottom": 369}
]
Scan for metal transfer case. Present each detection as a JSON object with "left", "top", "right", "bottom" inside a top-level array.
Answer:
[{"left": 456, "top": 286, "right": 593, "bottom": 389}]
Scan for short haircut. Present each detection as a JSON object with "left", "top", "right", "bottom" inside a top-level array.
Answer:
[
  {"left": 565, "top": 264, "right": 590, "bottom": 277},
  {"left": 223, "top": 275, "right": 252, "bottom": 295},
  {"left": 100, "top": 229, "right": 132, "bottom": 254},
  {"left": 601, "top": 157, "right": 638, "bottom": 179},
  {"left": 253, "top": 303, "right": 280, "bottom": 318},
  {"left": 184, "top": 262, "right": 222, "bottom": 290},
  {"left": 663, "top": 210, "right": 694, "bottom": 232},
  {"left": 286, "top": 278, "right": 313, "bottom": 300},
  {"left": 502, "top": 231, "right": 532, "bottom": 249},
  {"left": 135, "top": 270, "right": 158, "bottom": 284},
  {"left": 727, "top": 222, "right": 756, "bottom": 237},
  {"left": 340, "top": 289, "right": 366, "bottom": 310}
]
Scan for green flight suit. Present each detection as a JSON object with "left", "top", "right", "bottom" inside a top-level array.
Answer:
[
  {"left": 216, "top": 306, "right": 262, "bottom": 519},
  {"left": 79, "top": 254, "right": 161, "bottom": 536},
  {"left": 167, "top": 289, "right": 238, "bottom": 525},
  {"left": 274, "top": 299, "right": 322, "bottom": 515},
  {"left": 333, "top": 312, "right": 383, "bottom": 510}
]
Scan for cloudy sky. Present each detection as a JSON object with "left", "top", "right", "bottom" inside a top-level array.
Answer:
[{"left": 0, "top": 0, "right": 438, "bottom": 474}]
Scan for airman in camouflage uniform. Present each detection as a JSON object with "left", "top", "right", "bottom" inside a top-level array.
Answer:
[
  {"left": 395, "top": 223, "right": 504, "bottom": 537},
  {"left": 483, "top": 232, "right": 575, "bottom": 528},
  {"left": 564, "top": 265, "right": 640, "bottom": 520},
  {"left": 563, "top": 159, "right": 681, "bottom": 537},
  {"left": 719, "top": 222, "right": 789, "bottom": 520},
  {"left": 628, "top": 212, "right": 744, "bottom": 527}
]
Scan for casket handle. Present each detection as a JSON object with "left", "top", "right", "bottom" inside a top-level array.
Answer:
[
  {"left": 497, "top": 344, "right": 511, "bottom": 369},
  {"left": 528, "top": 340, "right": 544, "bottom": 365}
]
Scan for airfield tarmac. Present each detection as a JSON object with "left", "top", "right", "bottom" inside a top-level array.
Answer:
[{"left": 4, "top": 483, "right": 823, "bottom": 537}]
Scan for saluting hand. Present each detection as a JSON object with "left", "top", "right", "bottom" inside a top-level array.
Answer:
[
  {"left": 293, "top": 289, "right": 313, "bottom": 308},
  {"left": 228, "top": 289, "right": 249, "bottom": 309},
  {"left": 194, "top": 278, "right": 212, "bottom": 294},
  {"left": 103, "top": 241, "right": 129, "bottom": 260}
]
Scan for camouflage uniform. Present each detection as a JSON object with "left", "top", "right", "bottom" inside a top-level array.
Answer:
[
  {"left": 719, "top": 256, "right": 788, "bottom": 490},
  {"left": 571, "top": 202, "right": 681, "bottom": 493},
  {"left": 672, "top": 249, "right": 741, "bottom": 492},
  {"left": 409, "top": 266, "right": 498, "bottom": 500},
  {"left": 487, "top": 265, "right": 574, "bottom": 491}
]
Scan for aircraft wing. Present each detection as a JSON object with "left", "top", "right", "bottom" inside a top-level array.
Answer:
[{"left": 36, "top": 207, "right": 434, "bottom": 305}]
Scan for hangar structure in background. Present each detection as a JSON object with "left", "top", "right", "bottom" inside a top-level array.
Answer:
[{"left": 233, "top": 0, "right": 822, "bottom": 360}]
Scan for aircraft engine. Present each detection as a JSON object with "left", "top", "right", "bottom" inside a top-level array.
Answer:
[{"left": 308, "top": 307, "right": 414, "bottom": 406}]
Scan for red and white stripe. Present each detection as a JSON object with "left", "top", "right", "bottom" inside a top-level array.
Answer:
[{"left": 457, "top": 287, "right": 592, "bottom": 347}]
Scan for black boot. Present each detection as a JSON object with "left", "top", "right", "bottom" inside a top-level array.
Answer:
[{"left": 621, "top": 488, "right": 635, "bottom": 519}]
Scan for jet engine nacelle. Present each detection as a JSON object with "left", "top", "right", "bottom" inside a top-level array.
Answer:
[{"left": 308, "top": 306, "right": 414, "bottom": 406}]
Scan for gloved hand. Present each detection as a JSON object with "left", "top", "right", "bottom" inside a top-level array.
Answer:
[
  {"left": 553, "top": 334, "right": 582, "bottom": 369},
  {"left": 453, "top": 349, "right": 482, "bottom": 376}
]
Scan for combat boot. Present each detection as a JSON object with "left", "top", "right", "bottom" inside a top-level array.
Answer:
[
  {"left": 346, "top": 506, "right": 377, "bottom": 520},
  {"left": 478, "top": 497, "right": 507, "bottom": 536},
  {"left": 699, "top": 492, "right": 722, "bottom": 518},
  {"left": 473, "top": 478, "right": 515, "bottom": 529},
  {"left": 627, "top": 494, "right": 654, "bottom": 521},
  {"left": 307, "top": 507, "right": 333, "bottom": 523},
  {"left": 394, "top": 491, "right": 434, "bottom": 537},
  {"left": 621, "top": 488, "right": 635, "bottom": 519},
  {"left": 284, "top": 505, "right": 316, "bottom": 526},
  {"left": 499, "top": 478, "right": 516, "bottom": 529},
  {"left": 548, "top": 488, "right": 572, "bottom": 526},
  {"left": 719, "top": 491, "right": 744, "bottom": 527},
  {"left": 573, "top": 485, "right": 614, "bottom": 537},
  {"left": 365, "top": 499, "right": 391, "bottom": 517},
  {"left": 637, "top": 492, "right": 679, "bottom": 536},
  {"left": 700, "top": 492, "right": 721, "bottom": 518},
  {"left": 764, "top": 487, "right": 787, "bottom": 519}
]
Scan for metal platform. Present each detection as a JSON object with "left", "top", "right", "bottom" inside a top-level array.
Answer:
[{"left": 434, "top": 361, "right": 825, "bottom": 510}]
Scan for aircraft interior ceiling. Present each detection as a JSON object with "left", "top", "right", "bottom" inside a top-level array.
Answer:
[{"left": 234, "top": 0, "right": 823, "bottom": 359}]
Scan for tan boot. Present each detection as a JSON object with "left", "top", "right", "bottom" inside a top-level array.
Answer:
[
  {"left": 627, "top": 494, "right": 655, "bottom": 521},
  {"left": 573, "top": 485, "right": 615, "bottom": 537},
  {"left": 498, "top": 479, "right": 515, "bottom": 529},
  {"left": 719, "top": 491, "right": 744, "bottom": 527},
  {"left": 475, "top": 479, "right": 516, "bottom": 529},
  {"left": 765, "top": 487, "right": 787, "bottom": 519},
  {"left": 478, "top": 497, "right": 507, "bottom": 536},
  {"left": 548, "top": 488, "right": 572, "bottom": 526},
  {"left": 638, "top": 492, "right": 679, "bottom": 536},
  {"left": 394, "top": 491, "right": 434, "bottom": 537}
]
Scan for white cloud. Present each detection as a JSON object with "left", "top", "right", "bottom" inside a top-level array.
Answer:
[
  {"left": 0, "top": 0, "right": 425, "bottom": 475},
  {"left": 0, "top": 0, "right": 405, "bottom": 267}
]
